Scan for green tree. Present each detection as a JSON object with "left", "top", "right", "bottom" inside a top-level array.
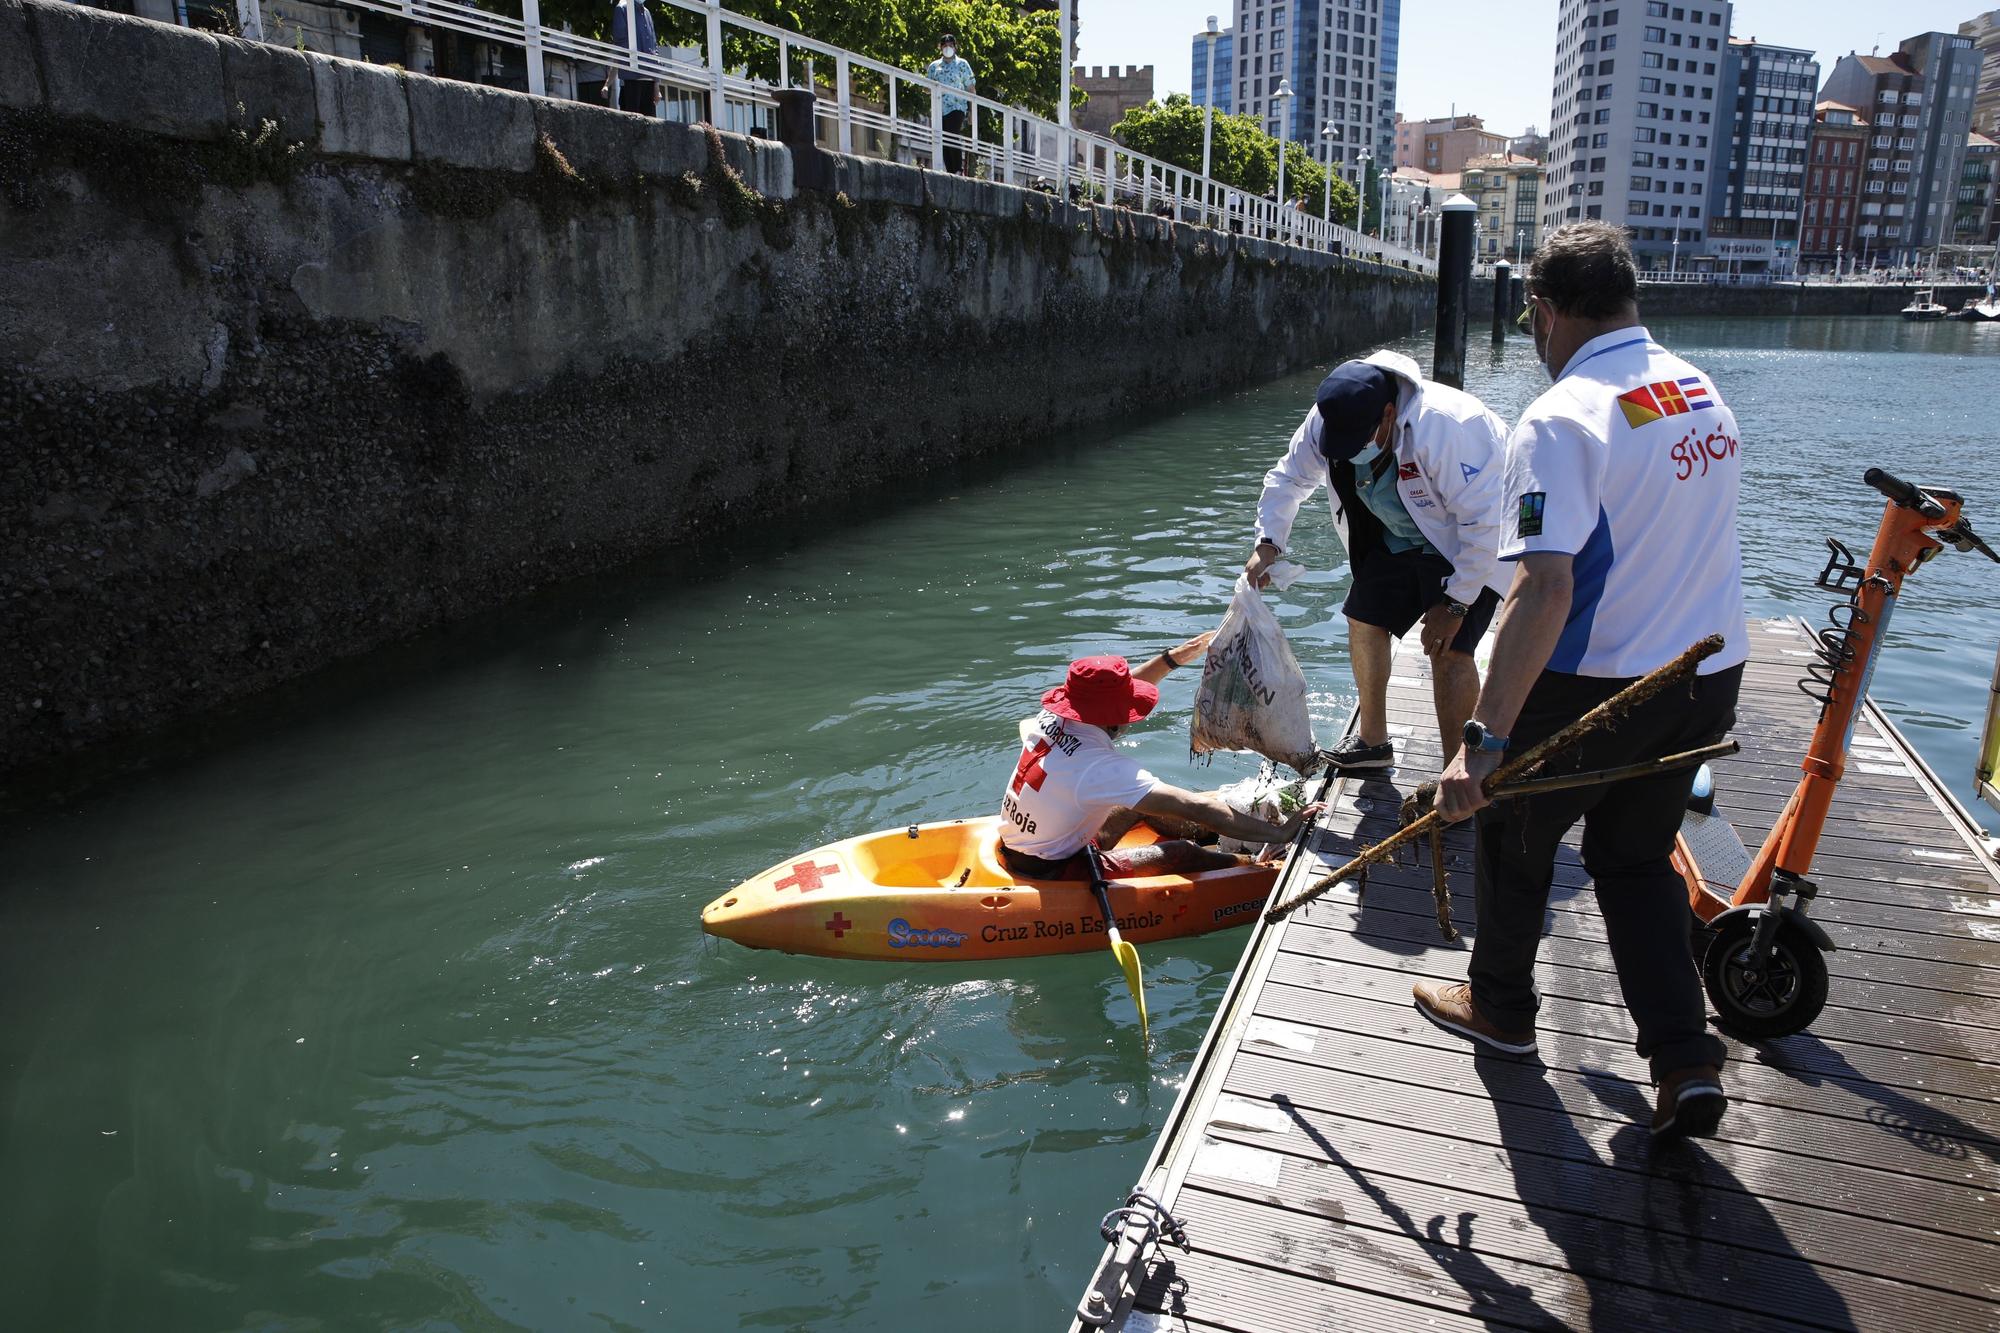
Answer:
[
  {"left": 517, "top": 0, "right": 1072, "bottom": 122},
  {"left": 1110, "top": 94, "right": 1356, "bottom": 222}
]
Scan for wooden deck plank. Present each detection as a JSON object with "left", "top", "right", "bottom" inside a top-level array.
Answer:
[
  {"left": 1192, "top": 1096, "right": 2000, "bottom": 1304},
  {"left": 1270, "top": 942, "right": 2000, "bottom": 1114},
  {"left": 1074, "top": 620, "right": 2000, "bottom": 1333}
]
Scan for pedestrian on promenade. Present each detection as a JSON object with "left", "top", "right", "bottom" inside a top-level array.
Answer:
[
  {"left": 997, "top": 637, "right": 1324, "bottom": 882},
  {"left": 1422, "top": 220, "right": 1749, "bottom": 1141},
  {"left": 1246, "top": 353, "right": 1511, "bottom": 770},
  {"left": 609, "top": 0, "right": 661, "bottom": 117},
  {"left": 927, "top": 33, "right": 977, "bottom": 175}
]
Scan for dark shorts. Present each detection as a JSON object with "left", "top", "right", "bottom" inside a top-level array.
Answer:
[
  {"left": 998, "top": 839, "right": 1225, "bottom": 882},
  {"left": 1342, "top": 546, "right": 1500, "bottom": 655}
]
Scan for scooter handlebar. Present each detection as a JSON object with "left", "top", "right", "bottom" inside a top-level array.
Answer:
[{"left": 1863, "top": 467, "right": 1946, "bottom": 518}]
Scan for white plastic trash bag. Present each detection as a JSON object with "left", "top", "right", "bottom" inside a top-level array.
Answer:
[
  {"left": 1191, "top": 569, "right": 1317, "bottom": 772},
  {"left": 1215, "top": 768, "right": 1312, "bottom": 856}
]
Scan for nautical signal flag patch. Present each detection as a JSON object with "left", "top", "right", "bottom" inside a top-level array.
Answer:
[
  {"left": 1517, "top": 492, "right": 1546, "bottom": 538},
  {"left": 1617, "top": 377, "right": 1715, "bottom": 429}
]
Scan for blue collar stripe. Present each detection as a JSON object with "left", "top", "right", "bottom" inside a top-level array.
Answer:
[{"left": 1558, "top": 336, "right": 1650, "bottom": 382}]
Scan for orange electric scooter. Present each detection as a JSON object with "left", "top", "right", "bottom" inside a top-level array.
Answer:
[{"left": 1674, "top": 468, "right": 1998, "bottom": 1037}]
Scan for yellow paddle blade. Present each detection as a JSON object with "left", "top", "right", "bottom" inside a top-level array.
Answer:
[{"left": 1111, "top": 938, "right": 1148, "bottom": 1034}]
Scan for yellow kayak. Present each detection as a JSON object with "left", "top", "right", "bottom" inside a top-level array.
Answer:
[{"left": 700, "top": 817, "right": 1277, "bottom": 961}]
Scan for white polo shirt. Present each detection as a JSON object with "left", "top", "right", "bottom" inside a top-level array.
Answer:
[
  {"left": 1500, "top": 327, "right": 1748, "bottom": 678},
  {"left": 998, "top": 712, "right": 1159, "bottom": 859}
]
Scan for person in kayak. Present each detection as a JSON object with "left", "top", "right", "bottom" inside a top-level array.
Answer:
[
  {"left": 998, "top": 637, "right": 1325, "bottom": 881},
  {"left": 1245, "top": 354, "right": 1511, "bottom": 770}
]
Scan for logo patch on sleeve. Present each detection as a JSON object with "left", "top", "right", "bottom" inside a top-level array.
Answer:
[{"left": 1517, "top": 492, "right": 1546, "bottom": 538}]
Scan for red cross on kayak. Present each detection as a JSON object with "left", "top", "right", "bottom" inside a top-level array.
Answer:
[
  {"left": 825, "top": 912, "right": 853, "bottom": 939},
  {"left": 774, "top": 860, "right": 839, "bottom": 894}
]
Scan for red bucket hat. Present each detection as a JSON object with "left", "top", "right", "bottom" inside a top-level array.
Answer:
[{"left": 1042, "top": 655, "right": 1159, "bottom": 728}]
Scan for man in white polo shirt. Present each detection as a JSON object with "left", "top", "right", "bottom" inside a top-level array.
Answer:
[
  {"left": 1245, "top": 352, "right": 1512, "bottom": 771},
  {"left": 1425, "top": 222, "right": 1747, "bottom": 1142}
]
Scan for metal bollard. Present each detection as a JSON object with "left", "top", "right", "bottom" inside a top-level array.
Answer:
[
  {"left": 1510, "top": 273, "right": 1525, "bottom": 325},
  {"left": 1432, "top": 194, "right": 1476, "bottom": 389},
  {"left": 1491, "top": 259, "right": 1511, "bottom": 343}
]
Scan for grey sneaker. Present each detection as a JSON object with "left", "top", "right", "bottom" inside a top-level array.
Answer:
[{"left": 1322, "top": 735, "right": 1394, "bottom": 770}]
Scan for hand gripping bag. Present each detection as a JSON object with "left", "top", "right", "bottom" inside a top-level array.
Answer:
[{"left": 1190, "top": 569, "right": 1317, "bottom": 772}]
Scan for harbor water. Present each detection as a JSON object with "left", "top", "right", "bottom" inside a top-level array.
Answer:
[{"left": 3, "top": 317, "right": 1997, "bottom": 1330}]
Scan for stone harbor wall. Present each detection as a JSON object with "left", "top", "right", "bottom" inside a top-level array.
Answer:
[{"left": 0, "top": 0, "right": 1434, "bottom": 778}]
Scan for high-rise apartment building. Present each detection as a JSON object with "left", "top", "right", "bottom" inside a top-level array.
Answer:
[
  {"left": 1821, "top": 31, "right": 1983, "bottom": 261},
  {"left": 1541, "top": 1, "right": 1734, "bottom": 268},
  {"left": 1799, "top": 101, "right": 1868, "bottom": 269},
  {"left": 1190, "top": 25, "right": 1235, "bottom": 115},
  {"left": 1958, "top": 131, "right": 1998, "bottom": 246},
  {"left": 1704, "top": 38, "right": 1816, "bottom": 272},
  {"left": 1962, "top": 10, "right": 2000, "bottom": 138},
  {"left": 1228, "top": 0, "right": 1398, "bottom": 186}
]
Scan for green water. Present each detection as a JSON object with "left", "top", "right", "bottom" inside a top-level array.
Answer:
[{"left": 3, "top": 318, "right": 1997, "bottom": 1330}]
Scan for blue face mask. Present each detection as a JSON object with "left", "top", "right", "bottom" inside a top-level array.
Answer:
[{"left": 1349, "top": 442, "right": 1379, "bottom": 468}]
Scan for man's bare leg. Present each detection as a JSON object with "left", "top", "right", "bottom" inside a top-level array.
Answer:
[
  {"left": 1432, "top": 647, "right": 1480, "bottom": 765},
  {"left": 1349, "top": 618, "right": 1394, "bottom": 746}
]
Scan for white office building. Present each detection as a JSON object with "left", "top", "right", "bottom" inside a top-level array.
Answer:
[{"left": 1542, "top": 0, "right": 1734, "bottom": 268}]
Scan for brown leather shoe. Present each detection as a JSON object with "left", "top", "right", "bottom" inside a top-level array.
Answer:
[
  {"left": 1651, "top": 1064, "right": 1727, "bottom": 1139},
  {"left": 1412, "top": 980, "right": 1537, "bottom": 1054}
]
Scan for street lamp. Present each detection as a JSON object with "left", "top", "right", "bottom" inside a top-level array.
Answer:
[
  {"left": 1671, "top": 220, "right": 1680, "bottom": 278},
  {"left": 1320, "top": 121, "right": 1339, "bottom": 246},
  {"left": 1515, "top": 226, "right": 1525, "bottom": 267},
  {"left": 1199, "top": 15, "right": 1220, "bottom": 227},
  {"left": 1274, "top": 78, "right": 1294, "bottom": 243},
  {"left": 1354, "top": 144, "right": 1371, "bottom": 239},
  {"left": 1836, "top": 241, "right": 1844, "bottom": 281}
]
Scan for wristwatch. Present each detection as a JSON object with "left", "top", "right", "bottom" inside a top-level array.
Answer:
[
  {"left": 1440, "top": 598, "right": 1471, "bottom": 618},
  {"left": 1463, "top": 720, "right": 1511, "bottom": 753}
]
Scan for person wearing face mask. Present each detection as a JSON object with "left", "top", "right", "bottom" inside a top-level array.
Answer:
[
  {"left": 1245, "top": 354, "right": 1511, "bottom": 771},
  {"left": 1424, "top": 221, "right": 1748, "bottom": 1142},
  {"left": 926, "top": 33, "right": 977, "bottom": 175}
]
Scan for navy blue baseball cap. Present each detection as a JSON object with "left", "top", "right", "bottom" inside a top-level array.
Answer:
[{"left": 1314, "top": 362, "right": 1398, "bottom": 462}]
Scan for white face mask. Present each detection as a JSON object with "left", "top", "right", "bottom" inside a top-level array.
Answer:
[
  {"left": 1530, "top": 302, "right": 1556, "bottom": 381},
  {"left": 942, "top": 45, "right": 957, "bottom": 59}
]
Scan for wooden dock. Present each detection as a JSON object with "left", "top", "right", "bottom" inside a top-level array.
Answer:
[{"left": 1071, "top": 619, "right": 2000, "bottom": 1331}]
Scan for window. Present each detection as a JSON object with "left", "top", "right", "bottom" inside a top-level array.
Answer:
[
  {"left": 1640, "top": 78, "right": 1660, "bottom": 93},
  {"left": 1600, "top": 59, "right": 1614, "bottom": 74},
  {"left": 1598, "top": 83, "right": 1614, "bottom": 98},
  {"left": 1631, "top": 175, "right": 1653, "bottom": 191},
  {"left": 1633, "top": 151, "right": 1654, "bottom": 167},
  {"left": 1604, "top": 9, "right": 1620, "bottom": 25},
  {"left": 1596, "top": 108, "right": 1612, "bottom": 123},
  {"left": 1637, "top": 102, "right": 1658, "bottom": 118},
  {"left": 1645, "top": 26, "right": 1665, "bottom": 41},
  {"left": 1636, "top": 127, "right": 1657, "bottom": 143},
  {"left": 1603, "top": 34, "right": 1616, "bottom": 49},
  {"left": 1647, "top": 1, "right": 1666, "bottom": 13}
]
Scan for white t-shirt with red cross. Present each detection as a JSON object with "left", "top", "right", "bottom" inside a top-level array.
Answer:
[
  {"left": 1500, "top": 326, "right": 1748, "bottom": 678},
  {"left": 998, "top": 711, "right": 1160, "bottom": 859}
]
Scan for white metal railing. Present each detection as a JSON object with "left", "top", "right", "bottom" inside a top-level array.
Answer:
[{"left": 233, "top": 0, "right": 1433, "bottom": 272}]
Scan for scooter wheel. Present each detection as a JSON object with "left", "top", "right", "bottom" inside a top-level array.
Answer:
[{"left": 1702, "top": 912, "right": 1829, "bottom": 1039}]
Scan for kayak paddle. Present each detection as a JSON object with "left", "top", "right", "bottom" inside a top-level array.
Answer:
[{"left": 1084, "top": 845, "right": 1148, "bottom": 1036}]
